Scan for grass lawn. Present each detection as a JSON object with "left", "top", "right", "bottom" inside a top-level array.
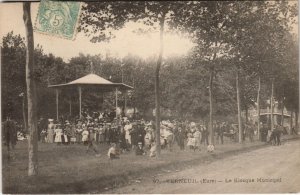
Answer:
[{"left": 2, "top": 135, "right": 298, "bottom": 194}]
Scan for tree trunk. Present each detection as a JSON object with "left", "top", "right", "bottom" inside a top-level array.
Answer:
[
  {"left": 281, "top": 100, "right": 284, "bottom": 126},
  {"left": 115, "top": 88, "right": 118, "bottom": 118},
  {"left": 56, "top": 89, "right": 59, "bottom": 121},
  {"left": 245, "top": 106, "right": 249, "bottom": 123},
  {"left": 257, "top": 76, "right": 261, "bottom": 140},
  {"left": 22, "top": 94, "right": 28, "bottom": 133},
  {"left": 155, "top": 15, "right": 165, "bottom": 158},
  {"left": 69, "top": 99, "right": 72, "bottom": 117},
  {"left": 295, "top": 110, "right": 298, "bottom": 131},
  {"left": 290, "top": 111, "right": 293, "bottom": 134},
  {"left": 122, "top": 92, "right": 126, "bottom": 117},
  {"left": 270, "top": 78, "right": 274, "bottom": 132},
  {"left": 23, "top": 2, "right": 38, "bottom": 176},
  {"left": 236, "top": 70, "right": 242, "bottom": 143},
  {"left": 132, "top": 77, "right": 136, "bottom": 117},
  {"left": 78, "top": 87, "right": 82, "bottom": 119},
  {"left": 209, "top": 66, "right": 214, "bottom": 146}
]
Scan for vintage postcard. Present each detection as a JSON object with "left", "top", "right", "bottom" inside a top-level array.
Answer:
[{"left": 1, "top": 0, "right": 299, "bottom": 194}]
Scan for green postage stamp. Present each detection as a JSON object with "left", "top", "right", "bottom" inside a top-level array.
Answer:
[{"left": 34, "top": 0, "right": 82, "bottom": 40}]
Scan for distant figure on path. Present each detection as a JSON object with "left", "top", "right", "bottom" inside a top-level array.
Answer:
[
  {"left": 2, "top": 116, "right": 17, "bottom": 150},
  {"left": 272, "top": 125, "right": 282, "bottom": 146}
]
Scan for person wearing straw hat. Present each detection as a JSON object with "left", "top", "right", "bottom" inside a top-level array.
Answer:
[{"left": 54, "top": 124, "right": 63, "bottom": 145}]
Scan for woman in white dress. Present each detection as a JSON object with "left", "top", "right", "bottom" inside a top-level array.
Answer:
[
  {"left": 187, "top": 122, "right": 197, "bottom": 150},
  {"left": 124, "top": 121, "right": 132, "bottom": 146},
  {"left": 98, "top": 124, "right": 105, "bottom": 143},
  {"left": 54, "top": 124, "right": 63, "bottom": 145},
  {"left": 76, "top": 121, "right": 83, "bottom": 144},
  {"left": 47, "top": 119, "right": 55, "bottom": 143},
  {"left": 193, "top": 128, "right": 201, "bottom": 151},
  {"left": 82, "top": 127, "right": 89, "bottom": 145},
  {"left": 144, "top": 126, "right": 154, "bottom": 150}
]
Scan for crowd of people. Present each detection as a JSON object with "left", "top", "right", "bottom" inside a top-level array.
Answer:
[
  {"left": 2, "top": 109, "right": 292, "bottom": 160},
  {"left": 36, "top": 109, "right": 270, "bottom": 159}
]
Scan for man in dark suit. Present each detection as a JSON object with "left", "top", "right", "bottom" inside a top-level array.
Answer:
[
  {"left": 216, "top": 123, "right": 224, "bottom": 144},
  {"left": 135, "top": 142, "right": 145, "bottom": 155},
  {"left": 176, "top": 126, "right": 185, "bottom": 150},
  {"left": 260, "top": 124, "right": 268, "bottom": 142},
  {"left": 201, "top": 125, "right": 209, "bottom": 146},
  {"left": 2, "top": 117, "right": 17, "bottom": 149}
]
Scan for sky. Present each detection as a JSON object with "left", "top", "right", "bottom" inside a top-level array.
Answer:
[
  {"left": 0, "top": 2, "right": 195, "bottom": 62},
  {"left": 0, "top": 2, "right": 298, "bottom": 62}
]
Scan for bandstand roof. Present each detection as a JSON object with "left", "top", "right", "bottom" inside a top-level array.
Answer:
[{"left": 48, "top": 73, "right": 133, "bottom": 91}]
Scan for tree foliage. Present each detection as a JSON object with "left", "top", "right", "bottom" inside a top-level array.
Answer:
[{"left": 1, "top": 1, "right": 298, "bottom": 125}]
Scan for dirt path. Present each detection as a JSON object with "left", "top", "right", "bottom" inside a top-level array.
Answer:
[{"left": 108, "top": 140, "right": 300, "bottom": 194}]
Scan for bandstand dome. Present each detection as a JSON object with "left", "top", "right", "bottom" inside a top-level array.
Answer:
[{"left": 48, "top": 73, "right": 133, "bottom": 91}]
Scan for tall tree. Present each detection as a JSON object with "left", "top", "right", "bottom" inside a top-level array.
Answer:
[
  {"left": 23, "top": 2, "right": 38, "bottom": 176},
  {"left": 1, "top": 32, "right": 26, "bottom": 121},
  {"left": 173, "top": 1, "right": 236, "bottom": 147},
  {"left": 81, "top": 1, "right": 189, "bottom": 157},
  {"left": 224, "top": 1, "right": 297, "bottom": 140},
  {"left": 279, "top": 34, "right": 299, "bottom": 132},
  {"left": 236, "top": 60, "right": 243, "bottom": 143}
]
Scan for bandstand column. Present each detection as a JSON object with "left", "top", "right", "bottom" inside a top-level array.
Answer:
[
  {"left": 69, "top": 99, "right": 72, "bottom": 117},
  {"left": 115, "top": 87, "right": 118, "bottom": 118},
  {"left": 124, "top": 90, "right": 127, "bottom": 117},
  {"left": 56, "top": 89, "right": 59, "bottom": 121},
  {"left": 78, "top": 86, "right": 82, "bottom": 119}
]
